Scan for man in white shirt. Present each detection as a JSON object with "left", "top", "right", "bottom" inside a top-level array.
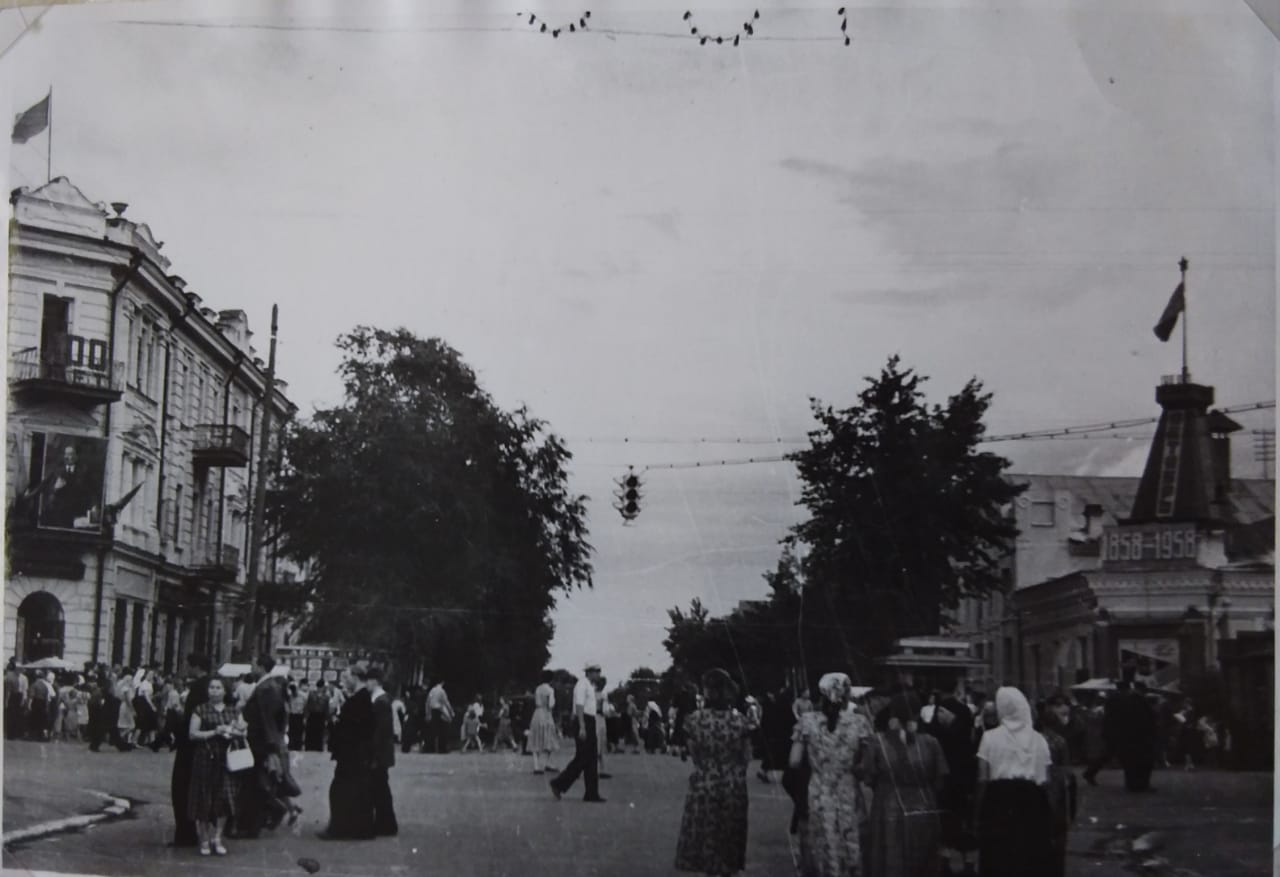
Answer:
[
  {"left": 549, "top": 663, "right": 605, "bottom": 803},
  {"left": 425, "top": 681, "right": 454, "bottom": 754}
]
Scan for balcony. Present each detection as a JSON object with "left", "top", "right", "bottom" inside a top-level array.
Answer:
[
  {"left": 186, "top": 542, "right": 241, "bottom": 582},
  {"left": 10, "top": 337, "right": 123, "bottom": 407},
  {"left": 192, "top": 424, "right": 251, "bottom": 468}
]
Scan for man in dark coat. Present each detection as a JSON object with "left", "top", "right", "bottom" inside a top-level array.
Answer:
[
  {"left": 367, "top": 668, "right": 399, "bottom": 836},
  {"left": 319, "top": 667, "right": 375, "bottom": 840},
  {"left": 237, "top": 655, "right": 290, "bottom": 837},
  {"left": 170, "top": 655, "right": 210, "bottom": 847},
  {"left": 1118, "top": 682, "right": 1158, "bottom": 792}
]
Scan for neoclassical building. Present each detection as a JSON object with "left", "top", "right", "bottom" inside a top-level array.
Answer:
[{"left": 6, "top": 178, "right": 296, "bottom": 672}]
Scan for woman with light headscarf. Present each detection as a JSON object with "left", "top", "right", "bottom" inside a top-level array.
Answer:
[
  {"left": 861, "top": 691, "right": 948, "bottom": 877},
  {"left": 788, "top": 672, "right": 873, "bottom": 877},
  {"left": 974, "top": 687, "right": 1053, "bottom": 877}
]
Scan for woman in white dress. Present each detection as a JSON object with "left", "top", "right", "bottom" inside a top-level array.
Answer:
[{"left": 528, "top": 670, "right": 560, "bottom": 774}]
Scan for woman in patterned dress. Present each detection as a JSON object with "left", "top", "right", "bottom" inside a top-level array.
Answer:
[
  {"left": 187, "top": 678, "right": 246, "bottom": 856},
  {"left": 528, "top": 670, "right": 560, "bottom": 773},
  {"left": 789, "top": 672, "right": 873, "bottom": 877},
  {"left": 862, "top": 693, "right": 949, "bottom": 877},
  {"left": 674, "top": 668, "right": 753, "bottom": 876}
]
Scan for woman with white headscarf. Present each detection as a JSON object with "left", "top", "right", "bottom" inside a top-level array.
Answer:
[
  {"left": 789, "top": 672, "right": 873, "bottom": 877},
  {"left": 974, "top": 687, "right": 1053, "bottom": 877}
]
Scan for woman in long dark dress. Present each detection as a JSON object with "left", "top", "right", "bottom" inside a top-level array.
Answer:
[
  {"left": 863, "top": 694, "right": 948, "bottom": 877},
  {"left": 927, "top": 697, "right": 978, "bottom": 875},
  {"left": 187, "top": 678, "right": 244, "bottom": 856},
  {"left": 975, "top": 687, "right": 1053, "bottom": 877},
  {"left": 674, "top": 669, "right": 753, "bottom": 876},
  {"left": 320, "top": 668, "right": 375, "bottom": 840}
]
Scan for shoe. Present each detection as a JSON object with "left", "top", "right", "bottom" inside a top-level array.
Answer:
[
  {"left": 212, "top": 842, "right": 227, "bottom": 856},
  {"left": 583, "top": 796, "right": 606, "bottom": 803},
  {"left": 549, "top": 781, "right": 562, "bottom": 801},
  {"left": 375, "top": 828, "right": 398, "bottom": 837},
  {"left": 199, "top": 843, "right": 211, "bottom": 856},
  {"left": 533, "top": 769, "right": 544, "bottom": 775},
  {"left": 599, "top": 772, "right": 612, "bottom": 779}
]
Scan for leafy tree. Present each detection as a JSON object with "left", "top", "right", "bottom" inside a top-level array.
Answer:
[
  {"left": 787, "top": 355, "right": 1023, "bottom": 674},
  {"left": 272, "top": 327, "right": 593, "bottom": 694},
  {"left": 661, "top": 356, "right": 1022, "bottom": 687}
]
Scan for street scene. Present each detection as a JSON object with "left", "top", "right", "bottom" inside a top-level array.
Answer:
[{"left": 2, "top": 2, "right": 1276, "bottom": 876}]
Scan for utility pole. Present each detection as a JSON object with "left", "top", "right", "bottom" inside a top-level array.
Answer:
[{"left": 243, "top": 304, "right": 278, "bottom": 660}]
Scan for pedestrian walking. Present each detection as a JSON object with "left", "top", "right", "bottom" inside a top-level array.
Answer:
[
  {"left": 1113, "top": 681, "right": 1158, "bottom": 792},
  {"left": 319, "top": 667, "right": 376, "bottom": 840},
  {"left": 863, "top": 692, "right": 948, "bottom": 877},
  {"left": 287, "top": 681, "right": 307, "bottom": 752},
  {"left": 674, "top": 668, "right": 753, "bottom": 876},
  {"left": 788, "top": 672, "right": 874, "bottom": 877},
  {"left": 304, "top": 681, "right": 329, "bottom": 752},
  {"left": 425, "top": 680, "right": 455, "bottom": 754},
  {"left": 173, "top": 656, "right": 212, "bottom": 847},
  {"left": 187, "top": 677, "right": 245, "bottom": 857},
  {"left": 529, "top": 670, "right": 560, "bottom": 773},
  {"left": 975, "top": 687, "right": 1053, "bottom": 877},
  {"left": 1039, "top": 695, "right": 1078, "bottom": 877},
  {"left": 368, "top": 668, "right": 399, "bottom": 836},
  {"left": 460, "top": 696, "right": 485, "bottom": 752},
  {"left": 926, "top": 697, "right": 978, "bottom": 876},
  {"left": 1081, "top": 697, "right": 1108, "bottom": 785},
  {"left": 548, "top": 663, "right": 605, "bottom": 803},
  {"left": 237, "top": 657, "right": 291, "bottom": 838},
  {"left": 594, "top": 676, "right": 612, "bottom": 778},
  {"left": 492, "top": 697, "right": 520, "bottom": 752}
]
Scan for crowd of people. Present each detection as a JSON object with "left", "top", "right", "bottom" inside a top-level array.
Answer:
[
  {"left": 3, "top": 653, "right": 1235, "bottom": 872},
  {"left": 659, "top": 669, "right": 1228, "bottom": 877}
]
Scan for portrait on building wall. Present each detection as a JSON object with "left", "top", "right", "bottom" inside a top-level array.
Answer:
[
  {"left": 1119, "top": 638, "right": 1181, "bottom": 689},
  {"left": 35, "top": 433, "right": 107, "bottom": 531}
]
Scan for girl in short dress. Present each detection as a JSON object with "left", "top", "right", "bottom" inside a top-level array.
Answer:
[{"left": 187, "top": 678, "right": 246, "bottom": 857}]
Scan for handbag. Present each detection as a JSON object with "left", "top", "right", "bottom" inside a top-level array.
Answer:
[{"left": 226, "top": 739, "right": 255, "bottom": 773}]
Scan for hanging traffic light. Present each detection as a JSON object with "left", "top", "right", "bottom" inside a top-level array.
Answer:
[{"left": 613, "top": 466, "right": 643, "bottom": 523}]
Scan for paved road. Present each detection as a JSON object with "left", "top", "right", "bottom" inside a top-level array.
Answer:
[{"left": 1, "top": 740, "right": 1271, "bottom": 876}]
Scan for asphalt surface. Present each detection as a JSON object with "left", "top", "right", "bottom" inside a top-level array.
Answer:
[{"left": 1, "top": 739, "right": 1271, "bottom": 876}]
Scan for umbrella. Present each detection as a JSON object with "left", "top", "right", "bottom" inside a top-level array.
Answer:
[
  {"left": 217, "top": 663, "right": 253, "bottom": 678},
  {"left": 850, "top": 686, "right": 873, "bottom": 700},
  {"left": 19, "top": 656, "right": 75, "bottom": 671},
  {"left": 1070, "top": 678, "right": 1116, "bottom": 692}
]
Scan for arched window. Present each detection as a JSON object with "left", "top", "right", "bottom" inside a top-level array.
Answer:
[{"left": 16, "top": 591, "right": 64, "bottom": 661}]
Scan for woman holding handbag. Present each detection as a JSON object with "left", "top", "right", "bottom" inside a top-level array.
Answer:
[{"left": 188, "top": 678, "right": 247, "bottom": 856}]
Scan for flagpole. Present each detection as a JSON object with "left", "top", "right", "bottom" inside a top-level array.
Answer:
[
  {"left": 1177, "top": 253, "right": 1187, "bottom": 378},
  {"left": 46, "top": 85, "right": 52, "bottom": 183}
]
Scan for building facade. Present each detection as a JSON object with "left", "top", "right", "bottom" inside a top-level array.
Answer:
[
  {"left": 950, "top": 376, "right": 1274, "bottom": 704},
  {"left": 6, "top": 178, "right": 297, "bottom": 674}
]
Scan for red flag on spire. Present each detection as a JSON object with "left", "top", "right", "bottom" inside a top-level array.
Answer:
[{"left": 1153, "top": 282, "right": 1185, "bottom": 342}]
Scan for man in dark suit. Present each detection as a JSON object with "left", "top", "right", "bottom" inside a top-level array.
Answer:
[
  {"left": 319, "top": 667, "right": 375, "bottom": 840},
  {"left": 366, "top": 668, "right": 399, "bottom": 836},
  {"left": 238, "top": 655, "right": 290, "bottom": 837},
  {"left": 170, "top": 655, "right": 211, "bottom": 847}
]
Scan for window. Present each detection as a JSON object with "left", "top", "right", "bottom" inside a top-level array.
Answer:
[
  {"left": 129, "top": 601, "right": 146, "bottom": 667},
  {"left": 1078, "top": 635, "right": 1089, "bottom": 671},
  {"left": 1030, "top": 500, "right": 1056, "bottom": 527},
  {"left": 128, "top": 311, "right": 162, "bottom": 398},
  {"left": 172, "top": 485, "right": 183, "bottom": 544},
  {"left": 1003, "top": 636, "right": 1014, "bottom": 681},
  {"left": 112, "top": 598, "right": 128, "bottom": 665}
]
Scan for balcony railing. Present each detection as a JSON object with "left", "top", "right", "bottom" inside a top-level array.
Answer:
[
  {"left": 187, "top": 542, "right": 241, "bottom": 580},
  {"left": 192, "top": 424, "right": 251, "bottom": 467},
  {"left": 10, "top": 338, "right": 123, "bottom": 406}
]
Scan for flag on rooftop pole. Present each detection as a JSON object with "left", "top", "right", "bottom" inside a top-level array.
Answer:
[
  {"left": 12, "top": 92, "right": 51, "bottom": 144},
  {"left": 1152, "top": 281, "right": 1185, "bottom": 342}
]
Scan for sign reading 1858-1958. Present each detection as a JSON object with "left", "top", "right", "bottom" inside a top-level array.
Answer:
[{"left": 1101, "top": 523, "right": 1199, "bottom": 567}]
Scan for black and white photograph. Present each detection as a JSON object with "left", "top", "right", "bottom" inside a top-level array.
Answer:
[{"left": 1, "top": 1, "right": 1275, "bottom": 875}]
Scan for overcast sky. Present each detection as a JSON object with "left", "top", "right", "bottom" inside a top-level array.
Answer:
[{"left": 3, "top": 0, "right": 1274, "bottom": 685}]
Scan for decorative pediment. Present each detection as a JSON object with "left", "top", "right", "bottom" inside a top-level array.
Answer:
[
  {"left": 122, "top": 423, "right": 161, "bottom": 453},
  {"left": 26, "top": 177, "right": 105, "bottom": 213}
]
